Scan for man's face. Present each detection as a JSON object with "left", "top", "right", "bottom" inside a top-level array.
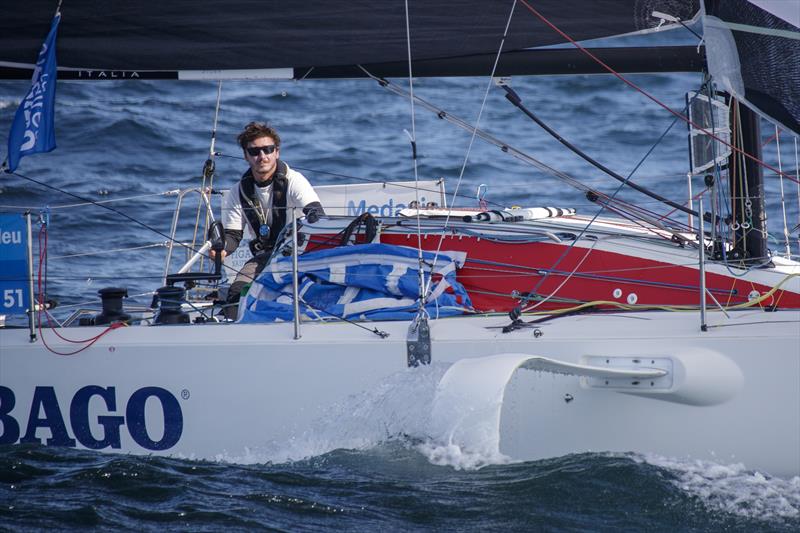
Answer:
[{"left": 244, "top": 135, "right": 280, "bottom": 182}]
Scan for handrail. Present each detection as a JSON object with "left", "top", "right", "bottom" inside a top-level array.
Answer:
[{"left": 163, "top": 188, "right": 217, "bottom": 285}]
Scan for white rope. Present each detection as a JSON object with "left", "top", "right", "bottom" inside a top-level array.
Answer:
[
  {"left": 402, "top": 0, "right": 427, "bottom": 309},
  {"left": 426, "top": 0, "right": 519, "bottom": 280},
  {"left": 775, "top": 126, "right": 791, "bottom": 257}
]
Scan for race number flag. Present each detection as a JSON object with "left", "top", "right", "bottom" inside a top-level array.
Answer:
[
  {"left": 0, "top": 214, "right": 30, "bottom": 315},
  {"left": 6, "top": 12, "right": 60, "bottom": 172}
]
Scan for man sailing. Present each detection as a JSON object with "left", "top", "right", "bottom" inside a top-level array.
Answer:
[{"left": 214, "top": 122, "right": 324, "bottom": 319}]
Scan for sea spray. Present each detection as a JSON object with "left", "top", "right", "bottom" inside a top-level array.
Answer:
[
  {"left": 229, "top": 359, "right": 523, "bottom": 470},
  {"left": 639, "top": 453, "right": 800, "bottom": 522},
  {"left": 423, "top": 354, "right": 544, "bottom": 469},
  {"left": 253, "top": 363, "right": 450, "bottom": 464}
]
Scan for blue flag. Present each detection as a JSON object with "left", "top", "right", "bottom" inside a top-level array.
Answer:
[{"left": 6, "top": 13, "right": 60, "bottom": 172}]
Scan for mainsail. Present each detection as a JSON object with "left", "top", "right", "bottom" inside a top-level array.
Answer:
[
  {"left": 0, "top": 0, "right": 796, "bottom": 133},
  {"left": 704, "top": 0, "right": 800, "bottom": 136},
  {"left": 2, "top": 1, "right": 700, "bottom": 74}
]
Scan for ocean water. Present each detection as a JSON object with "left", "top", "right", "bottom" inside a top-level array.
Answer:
[
  {"left": 2, "top": 39, "right": 800, "bottom": 531},
  {"left": 1, "top": 360, "right": 800, "bottom": 531}
]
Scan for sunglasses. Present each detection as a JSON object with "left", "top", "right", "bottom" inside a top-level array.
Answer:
[{"left": 246, "top": 145, "right": 277, "bottom": 156}]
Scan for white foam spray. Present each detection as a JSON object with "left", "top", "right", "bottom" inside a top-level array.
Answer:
[
  {"left": 235, "top": 362, "right": 449, "bottom": 465},
  {"left": 640, "top": 454, "right": 800, "bottom": 522},
  {"left": 215, "top": 359, "right": 517, "bottom": 470}
]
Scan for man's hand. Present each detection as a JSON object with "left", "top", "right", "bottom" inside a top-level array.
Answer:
[{"left": 209, "top": 249, "right": 227, "bottom": 261}]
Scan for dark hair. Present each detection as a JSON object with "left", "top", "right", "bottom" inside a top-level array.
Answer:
[{"left": 237, "top": 122, "right": 281, "bottom": 150}]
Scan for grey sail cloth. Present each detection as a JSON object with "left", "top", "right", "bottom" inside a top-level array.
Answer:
[{"left": 705, "top": 0, "right": 800, "bottom": 135}]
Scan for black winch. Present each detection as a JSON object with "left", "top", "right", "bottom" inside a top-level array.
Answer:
[
  {"left": 152, "top": 220, "right": 226, "bottom": 325},
  {"left": 154, "top": 285, "right": 190, "bottom": 324},
  {"left": 92, "top": 287, "right": 132, "bottom": 325}
]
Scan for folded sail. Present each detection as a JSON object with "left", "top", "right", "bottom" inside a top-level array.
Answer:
[{"left": 239, "top": 243, "right": 472, "bottom": 323}]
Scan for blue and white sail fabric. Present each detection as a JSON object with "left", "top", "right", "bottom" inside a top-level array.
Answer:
[
  {"left": 239, "top": 243, "right": 472, "bottom": 322},
  {"left": 6, "top": 12, "right": 60, "bottom": 172}
]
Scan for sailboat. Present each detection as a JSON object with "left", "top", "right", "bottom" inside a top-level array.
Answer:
[{"left": 1, "top": 1, "right": 799, "bottom": 476}]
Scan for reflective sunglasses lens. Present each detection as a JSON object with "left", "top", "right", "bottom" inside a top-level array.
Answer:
[{"left": 247, "top": 145, "right": 276, "bottom": 156}]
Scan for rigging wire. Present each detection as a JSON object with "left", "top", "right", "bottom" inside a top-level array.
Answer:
[
  {"left": 215, "top": 151, "right": 471, "bottom": 208},
  {"left": 591, "top": 195, "right": 691, "bottom": 244},
  {"left": 501, "top": 83, "right": 707, "bottom": 220},
  {"left": 364, "top": 74, "right": 703, "bottom": 234},
  {"left": 48, "top": 242, "right": 168, "bottom": 260},
  {"left": 362, "top": 67, "right": 744, "bottom": 322},
  {"left": 714, "top": 88, "right": 733, "bottom": 249},
  {"left": 796, "top": 136, "right": 800, "bottom": 253},
  {"left": 401, "top": 0, "right": 427, "bottom": 311},
  {"left": 422, "top": 0, "right": 520, "bottom": 292},
  {"left": 520, "top": 238, "right": 599, "bottom": 313},
  {"left": 218, "top": 145, "right": 592, "bottom": 212},
  {"left": 13, "top": 173, "right": 390, "bottom": 337},
  {"left": 190, "top": 80, "right": 224, "bottom": 271},
  {"left": 775, "top": 127, "right": 792, "bottom": 257},
  {"left": 694, "top": 98, "right": 779, "bottom": 282},
  {"left": 360, "top": 62, "right": 765, "bottom": 322},
  {"left": 9, "top": 170, "right": 208, "bottom": 259},
  {"left": 0, "top": 190, "right": 180, "bottom": 211},
  {"left": 516, "top": 0, "right": 800, "bottom": 186},
  {"left": 361, "top": 75, "right": 593, "bottom": 197},
  {"left": 509, "top": 93, "right": 706, "bottom": 324},
  {"left": 512, "top": 270, "right": 799, "bottom": 318}
]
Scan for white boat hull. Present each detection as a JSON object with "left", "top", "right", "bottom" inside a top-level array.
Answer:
[{"left": 1, "top": 310, "right": 798, "bottom": 476}]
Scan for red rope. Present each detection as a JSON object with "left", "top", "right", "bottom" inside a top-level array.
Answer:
[
  {"left": 37, "top": 224, "right": 125, "bottom": 356},
  {"left": 517, "top": 0, "right": 800, "bottom": 185}
]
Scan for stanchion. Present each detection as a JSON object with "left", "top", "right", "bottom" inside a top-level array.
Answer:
[
  {"left": 698, "top": 197, "right": 707, "bottom": 332},
  {"left": 291, "top": 208, "right": 301, "bottom": 340},
  {"left": 26, "top": 212, "right": 36, "bottom": 342}
]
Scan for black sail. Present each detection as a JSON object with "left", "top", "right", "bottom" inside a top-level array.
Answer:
[
  {"left": 5, "top": 1, "right": 796, "bottom": 136},
  {"left": 1, "top": 0, "right": 699, "bottom": 72}
]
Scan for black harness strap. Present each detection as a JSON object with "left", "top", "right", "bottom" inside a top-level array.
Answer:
[{"left": 238, "top": 160, "right": 289, "bottom": 250}]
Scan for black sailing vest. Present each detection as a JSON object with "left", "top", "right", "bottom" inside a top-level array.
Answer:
[{"left": 238, "top": 160, "right": 289, "bottom": 250}]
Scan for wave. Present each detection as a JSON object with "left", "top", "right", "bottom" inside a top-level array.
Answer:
[
  {"left": 3, "top": 443, "right": 797, "bottom": 531},
  {"left": 640, "top": 453, "right": 800, "bottom": 523}
]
